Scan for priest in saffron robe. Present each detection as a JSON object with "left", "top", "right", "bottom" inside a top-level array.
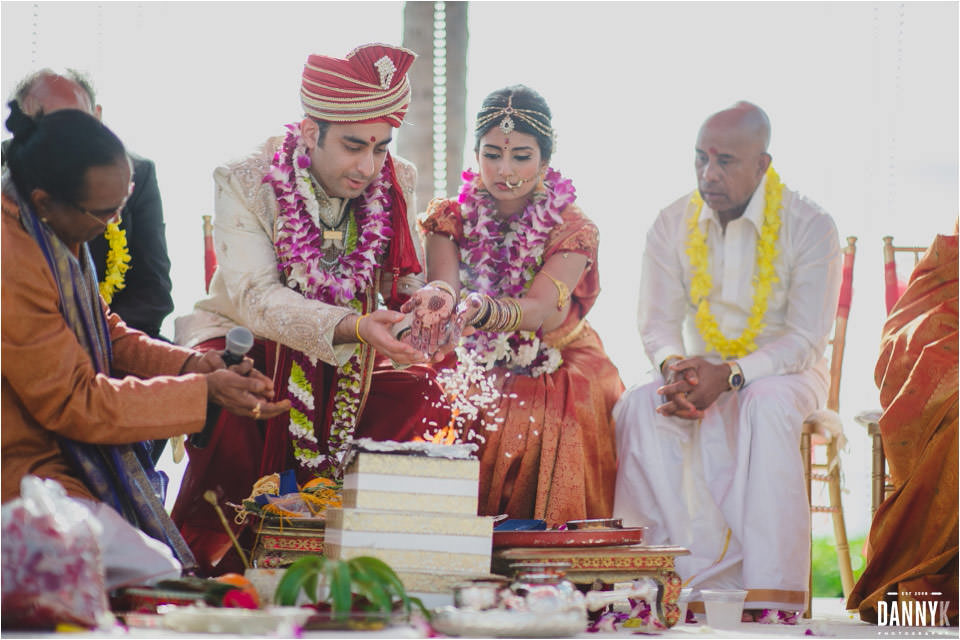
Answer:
[
  {"left": 847, "top": 231, "right": 958, "bottom": 625},
  {"left": 2, "top": 105, "right": 286, "bottom": 588},
  {"left": 172, "top": 44, "right": 448, "bottom": 575}
]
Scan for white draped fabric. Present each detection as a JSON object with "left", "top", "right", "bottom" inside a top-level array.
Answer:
[
  {"left": 614, "top": 176, "right": 841, "bottom": 611},
  {"left": 77, "top": 498, "right": 181, "bottom": 590},
  {"left": 614, "top": 369, "right": 826, "bottom": 610},
  {"left": 173, "top": 137, "right": 424, "bottom": 362}
]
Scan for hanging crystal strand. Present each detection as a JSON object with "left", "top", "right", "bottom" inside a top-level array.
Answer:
[
  {"left": 96, "top": 3, "right": 104, "bottom": 74},
  {"left": 432, "top": 1, "right": 447, "bottom": 199},
  {"left": 887, "top": 2, "right": 905, "bottom": 223},
  {"left": 31, "top": 3, "right": 39, "bottom": 65}
]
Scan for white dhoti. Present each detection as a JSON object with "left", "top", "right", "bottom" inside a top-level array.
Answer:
[{"left": 613, "top": 368, "right": 827, "bottom": 612}]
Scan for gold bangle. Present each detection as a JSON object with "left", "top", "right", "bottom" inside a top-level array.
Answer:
[
  {"left": 355, "top": 314, "right": 367, "bottom": 345},
  {"left": 540, "top": 270, "right": 570, "bottom": 310},
  {"left": 477, "top": 297, "right": 525, "bottom": 333},
  {"left": 427, "top": 280, "right": 457, "bottom": 303},
  {"left": 503, "top": 297, "right": 523, "bottom": 332},
  {"left": 469, "top": 293, "right": 493, "bottom": 328},
  {"left": 488, "top": 295, "right": 501, "bottom": 330},
  {"left": 490, "top": 298, "right": 507, "bottom": 332},
  {"left": 475, "top": 295, "right": 502, "bottom": 332}
]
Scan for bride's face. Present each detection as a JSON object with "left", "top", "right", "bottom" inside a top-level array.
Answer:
[{"left": 476, "top": 128, "right": 545, "bottom": 214}]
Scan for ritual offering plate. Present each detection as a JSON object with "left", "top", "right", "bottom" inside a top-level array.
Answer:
[
  {"left": 431, "top": 606, "right": 585, "bottom": 637},
  {"left": 492, "top": 526, "right": 644, "bottom": 548},
  {"left": 158, "top": 605, "right": 311, "bottom": 635}
]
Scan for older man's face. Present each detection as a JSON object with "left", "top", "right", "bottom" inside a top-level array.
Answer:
[
  {"left": 694, "top": 121, "right": 768, "bottom": 218},
  {"left": 22, "top": 75, "right": 94, "bottom": 117}
]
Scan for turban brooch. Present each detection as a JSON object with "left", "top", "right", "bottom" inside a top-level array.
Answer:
[{"left": 301, "top": 43, "right": 416, "bottom": 127}]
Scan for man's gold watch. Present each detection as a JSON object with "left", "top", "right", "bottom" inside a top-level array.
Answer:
[{"left": 727, "top": 361, "right": 745, "bottom": 391}]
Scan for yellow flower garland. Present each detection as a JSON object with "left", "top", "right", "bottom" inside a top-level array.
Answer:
[
  {"left": 98, "top": 221, "right": 131, "bottom": 304},
  {"left": 685, "top": 165, "right": 783, "bottom": 359}
]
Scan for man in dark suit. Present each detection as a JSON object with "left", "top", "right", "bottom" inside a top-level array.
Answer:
[{"left": 10, "top": 69, "right": 174, "bottom": 339}]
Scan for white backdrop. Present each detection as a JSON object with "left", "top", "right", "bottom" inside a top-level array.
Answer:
[{"left": 2, "top": 1, "right": 957, "bottom": 540}]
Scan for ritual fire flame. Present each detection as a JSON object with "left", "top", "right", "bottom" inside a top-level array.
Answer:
[
  {"left": 415, "top": 424, "right": 458, "bottom": 445},
  {"left": 413, "top": 346, "right": 502, "bottom": 445}
]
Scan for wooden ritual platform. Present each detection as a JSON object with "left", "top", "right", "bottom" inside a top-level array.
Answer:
[{"left": 493, "top": 544, "right": 690, "bottom": 628}]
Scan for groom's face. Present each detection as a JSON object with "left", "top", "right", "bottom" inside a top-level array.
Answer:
[{"left": 304, "top": 120, "right": 393, "bottom": 199}]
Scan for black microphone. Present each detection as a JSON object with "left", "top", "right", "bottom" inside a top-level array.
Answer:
[
  {"left": 189, "top": 327, "right": 255, "bottom": 448},
  {"left": 220, "top": 326, "right": 254, "bottom": 367}
]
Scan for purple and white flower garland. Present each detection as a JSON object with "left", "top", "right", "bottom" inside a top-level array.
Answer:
[
  {"left": 264, "top": 123, "right": 393, "bottom": 473},
  {"left": 457, "top": 167, "right": 575, "bottom": 377}
]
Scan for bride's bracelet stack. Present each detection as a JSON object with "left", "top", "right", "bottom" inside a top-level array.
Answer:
[{"left": 469, "top": 294, "right": 523, "bottom": 333}]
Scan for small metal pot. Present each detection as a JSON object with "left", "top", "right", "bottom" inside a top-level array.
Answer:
[{"left": 453, "top": 576, "right": 510, "bottom": 611}]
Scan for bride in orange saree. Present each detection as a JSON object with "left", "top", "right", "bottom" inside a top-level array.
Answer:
[{"left": 409, "top": 85, "right": 624, "bottom": 527}]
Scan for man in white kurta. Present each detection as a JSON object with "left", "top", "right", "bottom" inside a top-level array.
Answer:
[{"left": 614, "top": 102, "right": 841, "bottom": 617}]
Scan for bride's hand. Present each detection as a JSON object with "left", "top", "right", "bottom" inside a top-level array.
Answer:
[
  {"left": 457, "top": 292, "right": 484, "bottom": 337},
  {"left": 400, "top": 284, "right": 458, "bottom": 356},
  {"left": 430, "top": 294, "right": 483, "bottom": 358}
]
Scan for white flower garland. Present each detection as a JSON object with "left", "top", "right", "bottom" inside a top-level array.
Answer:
[
  {"left": 457, "top": 168, "right": 576, "bottom": 377},
  {"left": 265, "top": 124, "right": 392, "bottom": 472}
]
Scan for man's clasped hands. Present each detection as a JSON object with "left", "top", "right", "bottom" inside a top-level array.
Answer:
[{"left": 656, "top": 357, "right": 737, "bottom": 420}]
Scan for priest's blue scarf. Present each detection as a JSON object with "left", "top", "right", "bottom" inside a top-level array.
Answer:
[{"left": 8, "top": 178, "right": 196, "bottom": 571}]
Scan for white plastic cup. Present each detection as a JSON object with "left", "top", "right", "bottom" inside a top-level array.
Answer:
[
  {"left": 700, "top": 589, "right": 747, "bottom": 629},
  {"left": 244, "top": 568, "right": 284, "bottom": 606},
  {"left": 676, "top": 587, "right": 693, "bottom": 624}
]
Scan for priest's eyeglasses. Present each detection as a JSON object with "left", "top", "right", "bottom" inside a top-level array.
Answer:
[
  {"left": 70, "top": 182, "right": 134, "bottom": 227},
  {"left": 73, "top": 202, "right": 125, "bottom": 227}
]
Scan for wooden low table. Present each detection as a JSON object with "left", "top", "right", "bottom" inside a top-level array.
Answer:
[
  {"left": 493, "top": 544, "right": 690, "bottom": 628},
  {"left": 250, "top": 517, "right": 324, "bottom": 568}
]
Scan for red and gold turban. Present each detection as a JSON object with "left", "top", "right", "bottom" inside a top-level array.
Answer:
[{"left": 300, "top": 43, "right": 416, "bottom": 127}]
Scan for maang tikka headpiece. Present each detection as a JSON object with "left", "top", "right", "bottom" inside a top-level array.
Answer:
[{"left": 475, "top": 93, "right": 556, "bottom": 145}]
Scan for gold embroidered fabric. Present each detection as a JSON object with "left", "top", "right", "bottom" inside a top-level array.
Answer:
[
  {"left": 547, "top": 214, "right": 599, "bottom": 264},
  {"left": 419, "top": 198, "right": 463, "bottom": 241},
  {"left": 392, "top": 156, "right": 425, "bottom": 271},
  {"left": 175, "top": 137, "right": 425, "bottom": 366}
]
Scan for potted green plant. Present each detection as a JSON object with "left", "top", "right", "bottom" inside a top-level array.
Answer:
[{"left": 274, "top": 555, "right": 429, "bottom": 625}]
